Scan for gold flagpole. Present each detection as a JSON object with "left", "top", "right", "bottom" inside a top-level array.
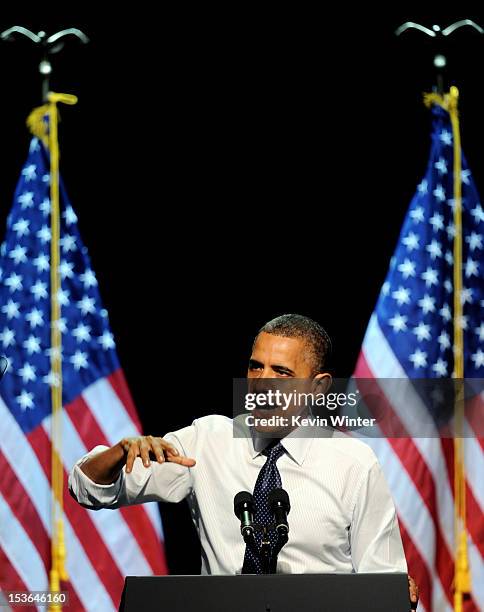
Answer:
[
  {"left": 424, "top": 87, "right": 470, "bottom": 612},
  {"left": 27, "top": 92, "right": 77, "bottom": 611}
]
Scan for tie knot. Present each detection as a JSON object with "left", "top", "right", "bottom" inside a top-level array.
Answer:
[{"left": 262, "top": 442, "right": 285, "bottom": 463}]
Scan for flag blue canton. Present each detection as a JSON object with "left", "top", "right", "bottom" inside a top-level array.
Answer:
[
  {"left": 0, "top": 137, "right": 120, "bottom": 435},
  {"left": 376, "top": 105, "right": 484, "bottom": 378}
]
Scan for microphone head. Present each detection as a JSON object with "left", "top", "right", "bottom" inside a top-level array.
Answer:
[
  {"left": 234, "top": 491, "right": 254, "bottom": 518},
  {"left": 268, "top": 487, "right": 290, "bottom": 513},
  {"left": 0, "top": 357, "right": 8, "bottom": 380}
]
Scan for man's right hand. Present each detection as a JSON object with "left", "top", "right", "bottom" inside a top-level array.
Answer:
[
  {"left": 80, "top": 435, "right": 196, "bottom": 484},
  {"left": 120, "top": 436, "right": 196, "bottom": 473}
]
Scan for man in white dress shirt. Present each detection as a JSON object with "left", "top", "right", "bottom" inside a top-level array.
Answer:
[{"left": 69, "top": 314, "right": 418, "bottom": 607}]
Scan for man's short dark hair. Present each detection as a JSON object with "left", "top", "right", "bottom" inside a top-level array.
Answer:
[{"left": 257, "top": 314, "right": 332, "bottom": 373}]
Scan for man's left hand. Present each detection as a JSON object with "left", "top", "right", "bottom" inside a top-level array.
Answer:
[{"left": 408, "top": 575, "right": 419, "bottom": 610}]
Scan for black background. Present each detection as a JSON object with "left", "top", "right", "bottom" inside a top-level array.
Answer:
[{"left": 0, "top": 7, "right": 483, "bottom": 573}]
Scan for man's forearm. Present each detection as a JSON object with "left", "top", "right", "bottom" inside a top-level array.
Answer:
[{"left": 80, "top": 443, "right": 126, "bottom": 484}]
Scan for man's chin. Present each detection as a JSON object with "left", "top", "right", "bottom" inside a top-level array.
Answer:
[{"left": 251, "top": 409, "right": 292, "bottom": 435}]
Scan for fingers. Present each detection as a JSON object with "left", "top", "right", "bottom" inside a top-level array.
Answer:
[
  {"left": 167, "top": 454, "right": 196, "bottom": 467},
  {"left": 123, "top": 436, "right": 189, "bottom": 473},
  {"left": 125, "top": 440, "right": 140, "bottom": 474},
  {"left": 139, "top": 438, "right": 151, "bottom": 467},
  {"left": 408, "top": 575, "right": 419, "bottom": 609}
]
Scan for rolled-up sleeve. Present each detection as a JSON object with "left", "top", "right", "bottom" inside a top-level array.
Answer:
[
  {"left": 68, "top": 425, "right": 197, "bottom": 510},
  {"left": 350, "top": 461, "right": 407, "bottom": 573}
]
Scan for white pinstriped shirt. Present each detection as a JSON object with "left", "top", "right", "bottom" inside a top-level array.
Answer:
[{"left": 68, "top": 414, "right": 407, "bottom": 575}]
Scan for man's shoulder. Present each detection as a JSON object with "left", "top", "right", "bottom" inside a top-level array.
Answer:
[
  {"left": 314, "top": 433, "right": 379, "bottom": 470},
  {"left": 193, "top": 414, "right": 233, "bottom": 433}
]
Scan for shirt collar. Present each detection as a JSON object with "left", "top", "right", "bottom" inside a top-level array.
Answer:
[{"left": 248, "top": 424, "right": 322, "bottom": 466}]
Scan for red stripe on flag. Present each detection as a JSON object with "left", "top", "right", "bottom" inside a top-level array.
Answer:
[
  {"left": 465, "top": 393, "right": 484, "bottom": 448},
  {"left": 27, "top": 424, "right": 124, "bottom": 607},
  {"left": 66, "top": 394, "right": 167, "bottom": 574},
  {"left": 59, "top": 580, "right": 84, "bottom": 612},
  {"left": 0, "top": 452, "right": 50, "bottom": 572},
  {"left": 0, "top": 545, "right": 36, "bottom": 612},
  {"left": 440, "top": 439, "right": 484, "bottom": 558},
  {"left": 108, "top": 369, "right": 142, "bottom": 433},
  {"left": 356, "top": 352, "right": 454, "bottom": 606},
  {"left": 399, "top": 521, "right": 432, "bottom": 612}
]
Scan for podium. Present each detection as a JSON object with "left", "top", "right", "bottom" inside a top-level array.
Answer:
[{"left": 119, "top": 573, "right": 410, "bottom": 612}]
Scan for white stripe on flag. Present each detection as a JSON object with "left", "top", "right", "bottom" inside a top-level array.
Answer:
[
  {"left": 83, "top": 378, "right": 138, "bottom": 443},
  {"left": 469, "top": 536, "right": 484, "bottom": 610},
  {"left": 0, "top": 491, "right": 48, "bottom": 591},
  {"left": 0, "top": 398, "right": 114, "bottom": 612},
  {"left": 42, "top": 412, "right": 152, "bottom": 577},
  {"left": 464, "top": 428, "right": 484, "bottom": 509}
]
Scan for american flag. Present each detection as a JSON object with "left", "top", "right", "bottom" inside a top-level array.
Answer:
[
  {"left": 0, "top": 134, "right": 167, "bottom": 610},
  {"left": 353, "top": 103, "right": 483, "bottom": 611}
]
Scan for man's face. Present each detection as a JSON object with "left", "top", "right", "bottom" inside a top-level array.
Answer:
[
  {"left": 246, "top": 332, "right": 326, "bottom": 434},
  {"left": 248, "top": 332, "right": 313, "bottom": 379}
]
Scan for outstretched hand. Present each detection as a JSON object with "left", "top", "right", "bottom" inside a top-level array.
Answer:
[{"left": 120, "top": 436, "right": 196, "bottom": 473}]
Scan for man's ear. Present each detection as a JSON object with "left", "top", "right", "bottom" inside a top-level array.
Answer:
[{"left": 312, "top": 372, "right": 332, "bottom": 394}]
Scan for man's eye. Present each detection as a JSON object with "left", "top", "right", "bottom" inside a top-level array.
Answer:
[{"left": 249, "top": 363, "right": 263, "bottom": 370}]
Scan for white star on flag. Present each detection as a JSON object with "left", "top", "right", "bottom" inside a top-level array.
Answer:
[
  {"left": 465, "top": 232, "right": 482, "bottom": 251},
  {"left": 438, "top": 331, "right": 451, "bottom": 349},
  {"left": 26, "top": 308, "right": 44, "bottom": 328},
  {"left": 17, "top": 390, "right": 34, "bottom": 411},
  {"left": 39, "top": 198, "right": 51, "bottom": 216},
  {"left": 434, "top": 158, "right": 447, "bottom": 174},
  {"left": 21, "top": 164, "right": 37, "bottom": 181},
  {"left": 33, "top": 254, "right": 49, "bottom": 273},
  {"left": 409, "top": 348, "right": 427, "bottom": 368},
  {"left": 9, "top": 245, "right": 28, "bottom": 265},
  {"left": 418, "top": 294, "right": 436, "bottom": 314},
  {"left": 426, "top": 240, "right": 442, "bottom": 260},
  {"left": 0, "top": 327, "right": 15, "bottom": 348},
  {"left": 432, "top": 358, "right": 447, "bottom": 377},
  {"left": 31, "top": 280, "right": 48, "bottom": 300},
  {"left": 429, "top": 213, "right": 444, "bottom": 231},
  {"left": 18, "top": 192, "right": 34, "bottom": 208},
  {"left": 413, "top": 322, "right": 431, "bottom": 342},
  {"left": 398, "top": 259, "right": 416, "bottom": 279},
  {"left": 389, "top": 313, "right": 407, "bottom": 332},
  {"left": 18, "top": 363, "right": 37, "bottom": 383},
  {"left": 77, "top": 296, "right": 96, "bottom": 315},
  {"left": 392, "top": 286, "right": 411, "bottom": 306},
  {"left": 410, "top": 207, "right": 425, "bottom": 223},
  {"left": 12, "top": 219, "right": 30, "bottom": 237},
  {"left": 72, "top": 324, "right": 91, "bottom": 342},
  {"left": 60, "top": 234, "right": 77, "bottom": 253},
  {"left": 5, "top": 272, "right": 23, "bottom": 292},
  {"left": 70, "top": 350, "right": 88, "bottom": 370},
  {"left": 471, "top": 349, "right": 484, "bottom": 369},
  {"left": 99, "top": 331, "right": 115, "bottom": 350},
  {"left": 402, "top": 232, "right": 420, "bottom": 251},
  {"left": 2, "top": 300, "right": 20, "bottom": 320},
  {"left": 421, "top": 267, "right": 439, "bottom": 287},
  {"left": 465, "top": 258, "right": 479, "bottom": 278},
  {"left": 433, "top": 184, "right": 446, "bottom": 202},
  {"left": 23, "top": 335, "right": 41, "bottom": 355},
  {"left": 37, "top": 225, "right": 51, "bottom": 244}
]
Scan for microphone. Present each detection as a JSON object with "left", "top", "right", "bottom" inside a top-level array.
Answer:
[
  {"left": 0, "top": 357, "right": 8, "bottom": 380},
  {"left": 234, "top": 491, "right": 255, "bottom": 541},
  {"left": 268, "top": 488, "right": 290, "bottom": 536}
]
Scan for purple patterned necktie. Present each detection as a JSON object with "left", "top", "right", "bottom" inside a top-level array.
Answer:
[{"left": 242, "top": 441, "right": 285, "bottom": 574}]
